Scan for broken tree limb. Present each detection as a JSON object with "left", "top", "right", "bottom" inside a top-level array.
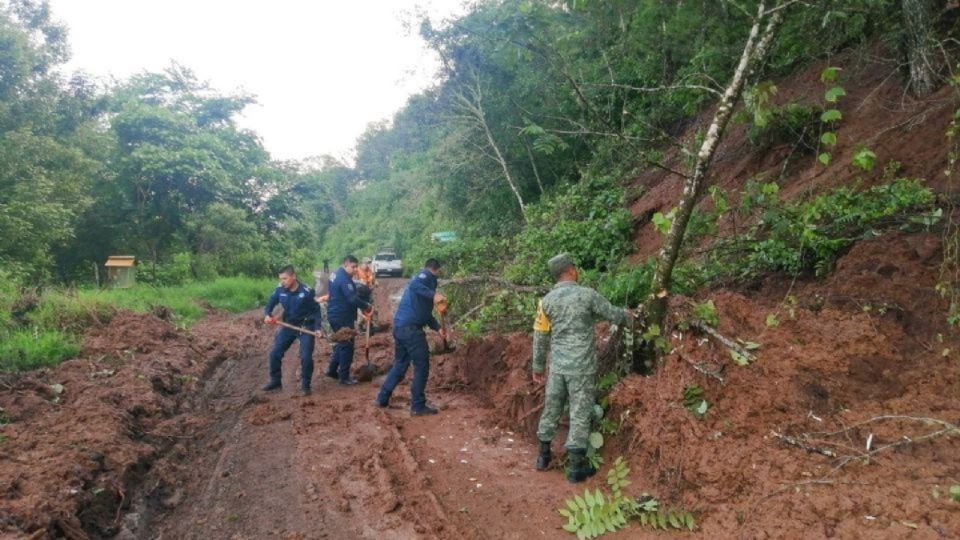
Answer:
[
  {"left": 441, "top": 275, "right": 549, "bottom": 294},
  {"left": 690, "top": 319, "right": 757, "bottom": 364},
  {"left": 774, "top": 416, "right": 959, "bottom": 464},
  {"left": 772, "top": 431, "right": 838, "bottom": 458},
  {"left": 519, "top": 402, "right": 546, "bottom": 422},
  {"left": 684, "top": 356, "right": 726, "bottom": 383}
]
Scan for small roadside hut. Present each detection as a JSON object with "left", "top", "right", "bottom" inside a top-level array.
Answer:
[{"left": 105, "top": 256, "right": 136, "bottom": 288}]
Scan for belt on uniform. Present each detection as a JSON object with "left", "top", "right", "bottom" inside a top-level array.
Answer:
[{"left": 395, "top": 324, "right": 424, "bottom": 332}]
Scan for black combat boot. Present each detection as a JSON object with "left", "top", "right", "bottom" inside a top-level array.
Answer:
[
  {"left": 566, "top": 448, "right": 597, "bottom": 483},
  {"left": 536, "top": 441, "right": 552, "bottom": 471},
  {"left": 261, "top": 380, "right": 282, "bottom": 392}
]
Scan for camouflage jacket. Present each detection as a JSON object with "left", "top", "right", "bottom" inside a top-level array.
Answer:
[{"left": 532, "top": 281, "right": 628, "bottom": 375}]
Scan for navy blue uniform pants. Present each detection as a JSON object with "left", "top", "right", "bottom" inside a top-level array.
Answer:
[
  {"left": 268, "top": 326, "right": 315, "bottom": 388},
  {"left": 327, "top": 320, "right": 355, "bottom": 382},
  {"left": 377, "top": 326, "right": 430, "bottom": 411}
]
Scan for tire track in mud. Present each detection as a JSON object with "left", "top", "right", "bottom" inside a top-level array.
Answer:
[
  {"left": 137, "top": 278, "right": 567, "bottom": 539},
  {"left": 140, "top": 345, "right": 469, "bottom": 539}
]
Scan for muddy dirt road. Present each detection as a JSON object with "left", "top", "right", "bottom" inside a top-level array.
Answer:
[
  {"left": 6, "top": 254, "right": 960, "bottom": 539},
  {"left": 133, "top": 278, "right": 567, "bottom": 539}
]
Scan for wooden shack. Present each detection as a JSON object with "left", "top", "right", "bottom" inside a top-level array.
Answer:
[{"left": 105, "top": 256, "right": 136, "bottom": 288}]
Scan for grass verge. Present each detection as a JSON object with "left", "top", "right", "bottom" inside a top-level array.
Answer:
[{"left": 1, "top": 276, "right": 276, "bottom": 372}]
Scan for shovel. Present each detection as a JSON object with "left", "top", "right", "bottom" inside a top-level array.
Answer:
[
  {"left": 273, "top": 320, "right": 322, "bottom": 338},
  {"left": 355, "top": 309, "right": 377, "bottom": 382},
  {"left": 271, "top": 319, "right": 353, "bottom": 342}
]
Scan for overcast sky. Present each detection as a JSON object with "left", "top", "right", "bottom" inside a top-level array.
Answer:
[{"left": 48, "top": 0, "right": 467, "bottom": 162}]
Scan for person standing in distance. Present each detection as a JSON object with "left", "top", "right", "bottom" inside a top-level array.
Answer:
[
  {"left": 531, "top": 253, "right": 633, "bottom": 482},
  {"left": 376, "top": 258, "right": 447, "bottom": 415},
  {"left": 325, "top": 255, "right": 372, "bottom": 385},
  {"left": 262, "top": 265, "right": 322, "bottom": 396}
]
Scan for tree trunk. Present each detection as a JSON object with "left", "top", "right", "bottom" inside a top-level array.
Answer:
[
  {"left": 638, "top": 1, "right": 787, "bottom": 372},
  {"left": 901, "top": 0, "right": 944, "bottom": 97},
  {"left": 520, "top": 136, "right": 545, "bottom": 195},
  {"left": 456, "top": 77, "right": 528, "bottom": 221}
]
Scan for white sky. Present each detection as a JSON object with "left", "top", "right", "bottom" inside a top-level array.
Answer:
[{"left": 48, "top": 0, "right": 467, "bottom": 162}]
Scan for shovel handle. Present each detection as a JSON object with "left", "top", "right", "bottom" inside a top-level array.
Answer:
[{"left": 273, "top": 320, "right": 322, "bottom": 338}]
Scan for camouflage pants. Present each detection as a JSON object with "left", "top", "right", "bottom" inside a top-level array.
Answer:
[{"left": 536, "top": 372, "right": 595, "bottom": 450}]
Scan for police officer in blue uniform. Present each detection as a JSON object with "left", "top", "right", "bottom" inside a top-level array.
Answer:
[
  {"left": 325, "top": 255, "right": 372, "bottom": 385},
  {"left": 262, "top": 265, "right": 322, "bottom": 395},
  {"left": 376, "top": 258, "right": 447, "bottom": 415}
]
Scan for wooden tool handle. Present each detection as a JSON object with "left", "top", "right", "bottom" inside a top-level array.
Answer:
[{"left": 274, "top": 320, "right": 321, "bottom": 338}]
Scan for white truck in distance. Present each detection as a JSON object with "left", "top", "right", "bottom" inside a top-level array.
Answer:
[{"left": 372, "top": 251, "right": 402, "bottom": 277}]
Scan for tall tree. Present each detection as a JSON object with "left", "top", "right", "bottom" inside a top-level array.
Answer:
[
  {"left": 900, "top": 0, "right": 945, "bottom": 97},
  {"left": 640, "top": 1, "right": 790, "bottom": 371}
]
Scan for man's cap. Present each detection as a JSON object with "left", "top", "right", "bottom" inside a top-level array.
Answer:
[{"left": 548, "top": 253, "right": 575, "bottom": 276}]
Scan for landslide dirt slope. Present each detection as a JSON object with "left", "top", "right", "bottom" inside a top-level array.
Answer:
[{"left": 598, "top": 48, "right": 960, "bottom": 538}]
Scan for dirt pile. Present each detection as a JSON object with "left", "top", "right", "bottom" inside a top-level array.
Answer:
[
  {"left": 606, "top": 232, "right": 960, "bottom": 537},
  {"left": 417, "top": 229, "right": 959, "bottom": 536},
  {"left": 0, "top": 310, "right": 257, "bottom": 538},
  {"left": 429, "top": 332, "right": 544, "bottom": 434}
]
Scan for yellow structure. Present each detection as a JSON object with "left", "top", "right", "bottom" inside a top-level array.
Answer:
[{"left": 105, "top": 256, "right": 136, "bottom": 288}]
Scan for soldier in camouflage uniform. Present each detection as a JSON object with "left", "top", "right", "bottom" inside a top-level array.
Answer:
[{"left": 532, "top": 253, "right": 630, "bottom": 483}]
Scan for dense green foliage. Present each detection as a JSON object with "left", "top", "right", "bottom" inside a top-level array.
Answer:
[
  {"left": 0, "top": 2, "right": 337, "bottom": 284},
  {"left": 310, "top": 0, "right": 923, "bottom": 282},
  {"left": 0, "top": 0, "right": 950, "bottom": 347},
  {"left": 704, "top": 178, "right": 937, "bottom": 281}
]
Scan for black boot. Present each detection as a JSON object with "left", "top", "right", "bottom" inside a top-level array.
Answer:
[
  {"left": 566, "top": 448, "right": 597, "bottom": 483},
  {"left": 535, "top": 441, "right": 552, "bottom": 471},
  {"left": 261, "top": 380, "right": 282, "bottom": 392}
]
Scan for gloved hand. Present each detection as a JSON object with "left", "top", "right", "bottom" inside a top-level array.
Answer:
[
  {"left": 264, "top": 315, "right": 277, "bottom": 325},
  {"left": 362, "top": 307, "right": 374, "bottom": 320}
]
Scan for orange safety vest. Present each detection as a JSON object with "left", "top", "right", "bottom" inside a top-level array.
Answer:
[{"left": 357, "top": 265, "right": 376, "bottom": 287}]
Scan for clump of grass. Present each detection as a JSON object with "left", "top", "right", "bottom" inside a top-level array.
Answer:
[
  {"left": 0, "top": 329, "right": 80, "bottom": 371},
  {"left": 0, "top": 276, "right": 276, "bottom": 372}
]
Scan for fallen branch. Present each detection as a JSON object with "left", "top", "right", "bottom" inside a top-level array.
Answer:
[
  {"left": 441, "top": 275, "right": 548, "bottom": 294},
  {"left": 690, "top": 319, "right": 757, "bottom": 364},
  {"left": 773, "top": 416, "right": 960, "bottom": 464},
  {"left": 685, "top": 357, "right": 726, "bottom": 383},
  {"left": 840, "top": 423, "right": 960, "bottom": 466},
  {"left": 456, "top": 290, "right": 500, "bottom": 322},
  {"left": 519, "top": 402, "right": 546, "bottom": 422},
  {"left": 772, "top": 431, "right": 838, "bottom": 458}
]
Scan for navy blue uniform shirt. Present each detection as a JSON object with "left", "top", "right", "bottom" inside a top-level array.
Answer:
[
  {"left": 264, "top": 282, "right": 321, "bottom": 330},
  {"left": 327, "top": 266, "right": 371, "bottom": 324},
  {"left": 393, "top": 269, "right": 440, "bottom": 331}
]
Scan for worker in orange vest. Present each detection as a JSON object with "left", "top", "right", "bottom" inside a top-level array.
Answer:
[
  {"left": 357, "top": 258, "right": 377, "bottom": 288},
  {"left": 357, "top": 258, "right": 378, "bottom": 333}
]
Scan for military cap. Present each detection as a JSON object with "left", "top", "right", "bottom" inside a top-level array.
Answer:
[{"left": 548, "top": 252, "right": 575, "bottom": 277}]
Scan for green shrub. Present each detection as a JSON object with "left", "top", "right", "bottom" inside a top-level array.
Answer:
[
  {"left": 182, "top": 276, "right": 277, "bottom": 313},
  {"left": 708, "top": 178, "right": 937, "bottom": 279},
  {"left": 459, "top": 290, "right": 538, "bottom": 338},
  {"left": 407, "top": 235, "right": 511, "bottom": 278},
  {"left": 506, "top": 175, "right": 633, "bottom": 285},
  {"left": 0, "top": 329, "right": 80, "bottom": 371},
  {"left": 747, "top": 103, "right": 821, "bottom": 152},
  {"left": 582, "top": 262, "right": 654, "bottom": 309},
  {"left": 26, "top": 291, "right": 116, "bottom": 333}
]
